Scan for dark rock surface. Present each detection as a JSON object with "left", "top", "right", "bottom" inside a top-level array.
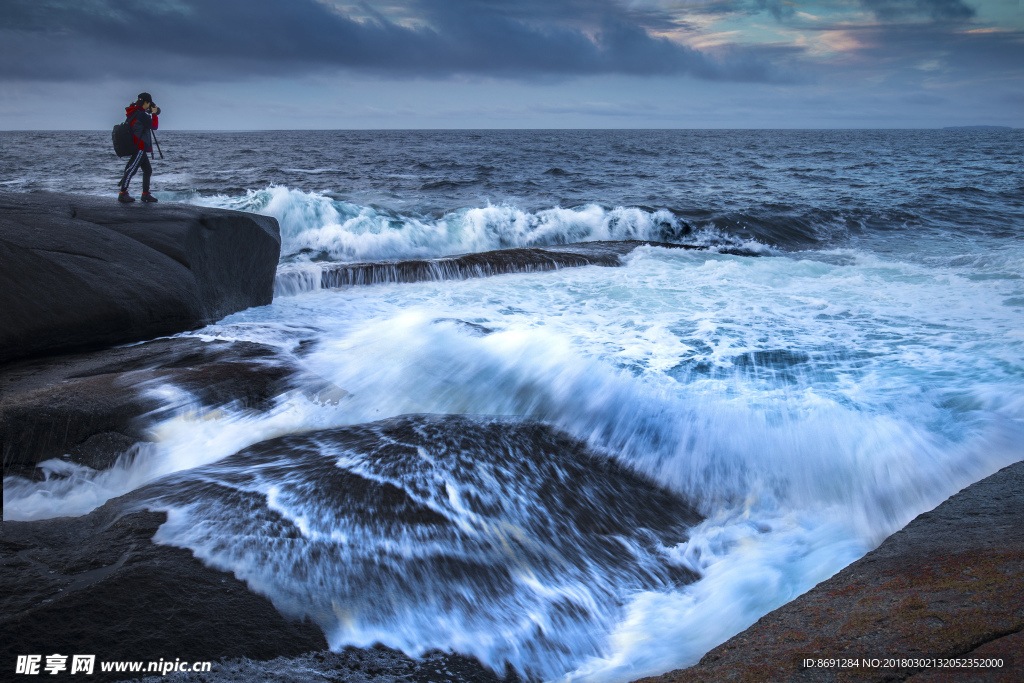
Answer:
[
  {"left": 276, "top": 240, "right": 759, "bottom": 294},
  {"left": 634, "top": 460, "right": 1024, "bottom": 683},
  {"left": 317, "top": 243, "right": 626, "bottom": 288},
  {"left": 132, "top": 647, "right": 524, "bottom": 683},
  {"left": 0, "top": 337, "right": 306, "bottom": 478},
  {"left": 0, "top": 506, "right": 328, "bottom": 681},
  {"left": 138, "top": 414, "right": 702, "bottom": 608},
  {"left": 0, "top": 192, "right": 281, "bottom": 363}
]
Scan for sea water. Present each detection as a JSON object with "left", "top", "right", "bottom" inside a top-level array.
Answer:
[{"left": 3, "top": 129, "right": 1023, "bottom": 681}]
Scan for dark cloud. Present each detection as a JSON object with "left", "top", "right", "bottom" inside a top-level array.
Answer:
[
  {"left": 754, "top": 0, "right": 796, "bottom": 22},
  {"left": 796, "top": 20, "right": 1024, "bottom": 90},
  {"left": 0, "top": 0, "right": 778, "bottom": 82},
  {"left": 852, "top": 21, "right": 1020, "bottom": 70},
  {"left": 684, "top": 0, "right": 976, "bottom": 23},
  {"left": 858, "top": 0, "right": 976, "bottom": 21}
]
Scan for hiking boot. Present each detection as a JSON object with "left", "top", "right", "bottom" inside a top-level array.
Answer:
[
  {"left": 118, "top": 191, "right": 135, "bottom": 203},
  {"left": 141, "top": 192, "right": 158, "bottom": 203}
]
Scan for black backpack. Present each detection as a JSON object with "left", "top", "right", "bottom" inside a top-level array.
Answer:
[{"left": 112, "top": 116, "right": 135, "bottom": 157}]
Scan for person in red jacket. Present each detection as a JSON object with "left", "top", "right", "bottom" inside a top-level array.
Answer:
[{"left": 118, "top": 92, "right": 161, "bottom": 203}]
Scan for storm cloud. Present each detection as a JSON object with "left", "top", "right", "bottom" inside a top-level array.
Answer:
[
  {"left": 859, "top": 0, "right": 976, "bottom": 21},
  {"left": 2, "top": 0, "right": 1019, "bottom": 129},
  {"left": 0, "top": 0, "right": 776, "bottom": 82},
  {"left": 686, "top": 0, "right": 977, "bottom": 22}
]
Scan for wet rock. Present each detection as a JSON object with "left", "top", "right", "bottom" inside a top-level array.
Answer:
[
  {"left": 141, "top": 415, "right": 702, "bottom": 579},
  {"left": 1, "top": 337, "right": 301, "bottom": 478},
  {"left": 316, "top": 243, "right": 628, "bottom": 288},
  {"left": 0, "top": 506, "right": 327, "bottom": 681},
  {"left": 132, "top": 646, "right": 525, "bottom": 683},
  {"left": 634, "top": 460, "right": 1024, "bottom": 683},
  {"left": 1, "top": 414, "right": 699, "bottom": 682},
  {"left": 0, "top": 192, "right": 280, "bottom": 363},
  {"left": 431, "top": 318, "right": 495, "bottom": 336},
  {"left": 121, "top": 415, "right": 700, "bottom": 682},
  {"left": 275, "top": 240, "right": 758, "bottom": 295}
]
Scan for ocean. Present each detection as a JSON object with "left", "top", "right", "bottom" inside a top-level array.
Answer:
[{"left": 3, "top": 129, "right": 1024, "bottom": 681}]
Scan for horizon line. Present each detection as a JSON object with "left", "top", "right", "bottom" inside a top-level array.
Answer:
[{"left": 1, "top": 126, "right": 1019, "bottom": 133}]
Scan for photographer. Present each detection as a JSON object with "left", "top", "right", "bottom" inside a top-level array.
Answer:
[{"left": 118, "top": 92, "right": 161, "bottom": 203}]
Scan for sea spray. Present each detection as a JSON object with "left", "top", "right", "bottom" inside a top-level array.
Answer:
[{"left": 191, "top": 186, "right": 736, "bottom": 264}]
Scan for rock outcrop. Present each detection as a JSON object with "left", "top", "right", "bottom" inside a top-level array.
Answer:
[
  {"left": 135, "top": 647, "right": 522, "bottom": 683},
  {"left": 0, "top": 192, "right": 281, "bottom": 363},
  {"left": 0, "top": 495, "right": 518, "bottom": 682},
  {"left": 0, "top": 337, "right": 311, "bottom": 478},
  {"left": 275, "top": 240, "right": 760, "bottom": 295},
  {"left": 635, "top": 460, "right": 1024, "bottom": 683},
  {"left": 0, "top": 506, "right": 328, "bottom": 681}
]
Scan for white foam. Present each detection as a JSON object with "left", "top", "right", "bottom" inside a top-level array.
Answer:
[
  {"left": 274, "top": 262, "right": 323, "bottom": 297},
  {"left": 2, "top": 386, "right": 355, "bottom": 521},
  {"left": 191, "top": 186, "right": 738, "bottom": 264}
]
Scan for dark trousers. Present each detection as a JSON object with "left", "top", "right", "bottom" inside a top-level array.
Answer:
[{"left": 120, "top": 149, "right": 152, "bottom": 193}]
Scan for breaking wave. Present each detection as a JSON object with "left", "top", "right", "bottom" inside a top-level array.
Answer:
[{"left": 191, "top": 186, "right": 760, "bottom": 264}]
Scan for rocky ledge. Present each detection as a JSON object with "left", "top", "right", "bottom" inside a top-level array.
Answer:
[
  {"left": 0, "top": 192, "right": 281, "bottom": 363},
  {"left": 274, "top": 240, "right": 761, "bottom": 295},
  {"left": 635, "top": 460, "right": 1024, "bottom": 683},
  {"left": 0, "top": 337, "right": 319, "bottom": 478},
  {"left": 0, "top": 507, "right": 327, "bottom": 678},
  {"left": 0, "top": 500, "right": 524, "bottom": 683}
]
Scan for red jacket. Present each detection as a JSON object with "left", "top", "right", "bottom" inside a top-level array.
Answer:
[{"left": 125, "top": 104, "right": 159, "bottom": 153}]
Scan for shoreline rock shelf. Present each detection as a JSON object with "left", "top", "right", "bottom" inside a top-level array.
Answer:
[
  {"left": 0, "top": 192, "right": 281, "bottom": 364},
  {"left": 633, "top": 460, "right": 1024, "bottom": 683},
  {"left": 274, "top": 239, "right": 760, "bottom": 296}
]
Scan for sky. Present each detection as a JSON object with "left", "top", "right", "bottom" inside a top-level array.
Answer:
[{"left": 1, "top": 0, "right": 1022, "bottom": 129}]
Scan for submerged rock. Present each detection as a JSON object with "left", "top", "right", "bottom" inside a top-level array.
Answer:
[
  {"left": 316, "top": 242, "right": 629, "bottom": 288},
  {"left": 0, "top": 192, "right": 281, "bottom": 363},
  {"left": 635, "top": 460, "right": 1024, "bottom": 683},
  {"left": 134, "top": 414, "right": 702, "bottom": 680},
  {"left": 275, "top": 240, "right": 758, "bottom": 295}
]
